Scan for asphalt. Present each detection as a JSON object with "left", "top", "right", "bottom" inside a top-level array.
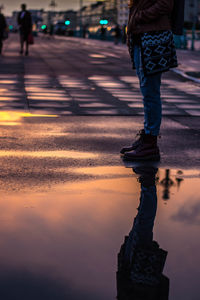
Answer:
[{"left": 0, "top": 34, "right": 199, "bottom": 300}]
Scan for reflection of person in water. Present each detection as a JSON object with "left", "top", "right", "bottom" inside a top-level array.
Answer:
[{"left": 117, "top": 165, "right": 169, "bottom": 300}]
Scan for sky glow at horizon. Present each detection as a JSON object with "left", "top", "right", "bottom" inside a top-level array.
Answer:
[{"left": 1, "top": 0, "right": 98, "bottom": 16}]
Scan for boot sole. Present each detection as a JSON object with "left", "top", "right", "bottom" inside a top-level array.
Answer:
[
  {"left": 123, "top": 154, "right": 160, "bottom": 162},
  {"left": 120, "top": 147, "right": 136, "bottom": 154},
  {"left": 122, "top": 159, "right": 160, "bottom": 169}
]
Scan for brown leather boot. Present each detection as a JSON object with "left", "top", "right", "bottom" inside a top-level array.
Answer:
[
  {"left": 123, "top": 134, "right": 160, "bottom": 161},
  {"left": 120, "top": 129, "right": 145, "bottom": 154}
]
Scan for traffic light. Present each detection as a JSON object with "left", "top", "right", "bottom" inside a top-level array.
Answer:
[
  {"left": 41, "top": 25, "right": 47, "bottom": 30},
  {"left": 65, "top": 20, "right": 71, "bottom": 26},
  {"left": 100, "top": 20, "right": 108, "bottom": 25}
]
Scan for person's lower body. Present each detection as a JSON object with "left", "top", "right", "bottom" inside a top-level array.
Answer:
[
  {"left": 20, "top": 33, "right": 29, "bottom": 55},
  {"left": 124, "top": 167, "right": 158, "bottom": 263},
  {"left": 122, "top": 45, "right": 162, "bottom": 161}
]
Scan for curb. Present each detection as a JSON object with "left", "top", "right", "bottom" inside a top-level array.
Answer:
[{"left": 172, "top": 68, "right": 200, "bottom": 84}]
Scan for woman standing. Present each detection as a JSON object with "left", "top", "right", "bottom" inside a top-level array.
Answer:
[
  {"left": 0, "top": 10, "right": 7, "bottom": 55},
  {"left": 121, "top": 0, "right": 184, "bottom": 161}
]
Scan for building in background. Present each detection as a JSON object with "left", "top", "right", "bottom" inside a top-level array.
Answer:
[
  {"left": 42, "top": 10, "right": 77, "bottom": 32},
  {"left": 76, "top": 0, "right": 118, "bottom": 38},
  {"left": 117, "top": 0, "right": 129, "bottom": 27},
  {"left": 9, "top": 0, "right": 200, "bottom": 38},
  {"left": 104, "top": 0, "right": 118, "bottom": 24},
  {"left": 76, "top": 2, "right": 103, "bottom": 34}
]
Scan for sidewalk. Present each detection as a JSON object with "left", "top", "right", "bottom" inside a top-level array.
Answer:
[
  {"left": 174, "top": 49, "right": 200, "bottom": 83},
  {"left": 55, "top": 35, "right": 200, "bottom": 84}
]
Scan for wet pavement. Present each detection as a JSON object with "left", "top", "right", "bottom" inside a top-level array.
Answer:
[
  {"left": 0, "top": 114, "right": 199, "bottom": 299},
  {"left": 0, "top": 35, "right": 200, "bottom": 299},
  {"left": 1, "top": 35, "right": 200, "bottom": 116}
]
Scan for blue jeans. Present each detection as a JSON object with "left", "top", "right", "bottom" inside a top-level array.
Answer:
[
  {"left": 134, "top": 45, "right": 162, "bottom": 136},
  {"left": 124, "top": 183, "right": 157, "bottom": 263}
]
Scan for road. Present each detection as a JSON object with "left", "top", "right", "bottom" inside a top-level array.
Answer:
[
  {"left": 0, "top": 34, "right": 200, "bottom": 300},
  {"left": 1, "top": 34, "right": 200, "bottom": 116}
]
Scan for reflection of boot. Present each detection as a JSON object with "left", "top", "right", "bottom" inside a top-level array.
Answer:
[
  {"left": 123, "top": 135, "right": 160, "bottom": 161},
  {"left": 134, "top": 166, "right": 158, "bottom": 187},
  {"left": 120, "top": 129, "right": 145, "bottom": 154}
]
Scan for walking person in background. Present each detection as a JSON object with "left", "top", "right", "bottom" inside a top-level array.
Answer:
[
  {"left": 18, "top": 4, "right": 32, "bottom": 56},
  {"left": 0, "top": 8, "right": 7, "bottom": 55},
  {"left": 122, "top": 24, "right": 127, "bottom": 44},
  {"left": 100, "top": 25, "right": 106, "bottom": 40},
  {"left": 114, "top": 24, "right": 121, "bottom": 45},
  {"left": 121, "top": 0, "right": 185, "bottom": 161}
]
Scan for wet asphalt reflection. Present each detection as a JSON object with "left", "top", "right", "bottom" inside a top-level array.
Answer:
[
  {"left": 0, "top": 35, "right": 200, "bottom": 299},
  {"left": 0, "top": 116, "right": 199, "bottom": 299}
]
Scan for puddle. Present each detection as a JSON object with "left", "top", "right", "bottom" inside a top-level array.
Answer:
[
  {"left": 0, "top": 165, "right": 199, "bottom": 299},
  {"left": 89, "top": 54, "right": 106, "bottom": 59},
  {"left": 0, "top": 150, "right": 99, "bottom": 159},
  {"left": 0, "top": 112, "right": 57, "bottom": 126}
]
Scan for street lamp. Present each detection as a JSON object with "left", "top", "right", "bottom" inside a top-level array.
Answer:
[
  {"left": 49, "top": 0, "right": 57, "bottom": 10},
  {"left": 48, "top": 0, "right": 57, "bottom": 30},
  {"left": 79, "top": 0, "right": 83, "bottom": 36}
]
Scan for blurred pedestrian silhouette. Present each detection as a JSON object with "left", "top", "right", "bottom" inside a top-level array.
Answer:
[
  {"left": 114, "top": 24, "right": 121, "bottom": 45},
  {"left": 0, "top": 8, "right": 7, "bottom": 55},
  {"left": 18, "top": 4, "right": 32, "bottom": 56},
  {"left": 82, "top": 25, "right": 87, "bottom": 38},
  {"left": 122, "top": 24, "right": 127, "bottom": 44},
  {"left": 49, "top": 23, "right": 54, "bottom": 37},
  {"left": 100, "top": 25, "right": 106, "bottom": 40}
]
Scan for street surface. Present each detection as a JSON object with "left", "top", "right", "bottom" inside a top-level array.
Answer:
[
  {"left": 0, "top": 34, "right": 200, "bottom": 299},
  {"left": 1, "top": 34, "right": 200, "bottom": 116}
]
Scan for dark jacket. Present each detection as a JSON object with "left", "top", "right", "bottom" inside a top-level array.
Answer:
[
  {"left": 128, "top": 0, "right": 173, "bottom": 35},
  {"left": 0, "top": 13, "right": 7, "bottom": 39},
  {"left": 128, "top": 0, "right": 184, "bottom": 36},
  {"left": 18, "top": 10, "right": 32, "bottom": 35}
]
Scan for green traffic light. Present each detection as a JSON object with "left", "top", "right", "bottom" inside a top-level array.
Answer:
[
  {"left": 41, "top": 25, "right": 47, "bottom": 30},
  {"left": 100, "top": 20, "right": 108, "bottom": 25},
  {"left": 65, "top": 20, "right": 71, "bottom": 26}
]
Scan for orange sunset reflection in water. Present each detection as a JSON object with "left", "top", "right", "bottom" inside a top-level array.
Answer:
[
  {"left": 0, "top": 164, "right": 199, "bottom": 298},
  {"left": 0, "top": 112, "right": 199, "bottom": 298}
]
